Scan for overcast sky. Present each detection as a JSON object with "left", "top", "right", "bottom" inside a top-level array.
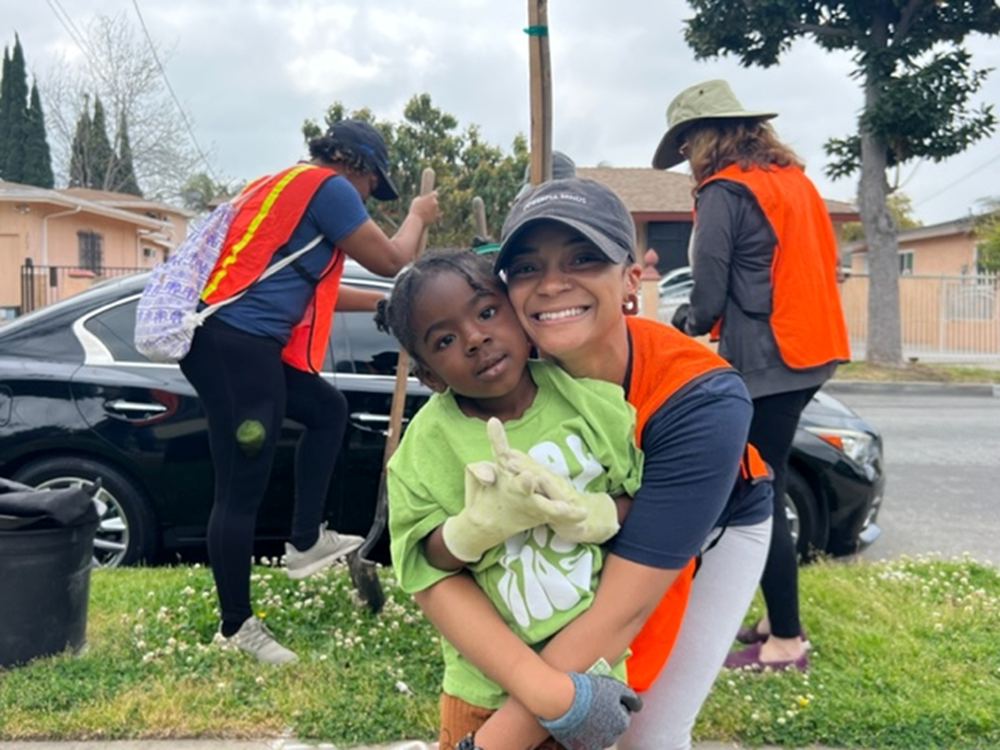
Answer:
[{"left": 7, "top": 0, "right": 1000, "bottom": 226}]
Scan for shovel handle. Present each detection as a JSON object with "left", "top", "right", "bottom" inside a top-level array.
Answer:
[
  {"left": 472, "top": 195, "right": 488, "bottom": 239},
  {"left": 382, "top": 167, "right": 436, "bottom": 464}
]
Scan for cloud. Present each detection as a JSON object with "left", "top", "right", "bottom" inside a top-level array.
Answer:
[{"left": 6, "top": 0, "right": 1000, "bottom": 223}]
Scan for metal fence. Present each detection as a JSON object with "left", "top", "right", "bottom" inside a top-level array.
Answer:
[
  {"left": 840, "top": 271, "right": 1000, "bottom": 363},
  {"left": 20, "top": 260, "right": 145, "bottom": 315}
]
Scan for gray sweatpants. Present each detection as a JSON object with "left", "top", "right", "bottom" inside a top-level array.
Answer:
[{"left": 618, "top": 517, "right": 772, "bottom": 750}]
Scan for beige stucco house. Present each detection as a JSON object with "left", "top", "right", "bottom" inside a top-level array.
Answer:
[
  {"left": 0, "top": 181, "right": 193, "bottom": 317},
  {"left": 848, "top": 217, "right": 981, "bottom": 276}
]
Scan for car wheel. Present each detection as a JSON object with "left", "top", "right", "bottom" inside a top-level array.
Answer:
[
  {"left": 12, "top": 457, "right": 158, "bottom": 568},
  {"left": 783, "top": 466, "right": 828, "bottom": 562}
]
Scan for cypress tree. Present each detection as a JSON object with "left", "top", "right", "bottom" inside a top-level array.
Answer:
[
  {"left": 114, "top": 112, "right": 141, "bottom": 196},
  {"left": 1, "top": 36, "right": 30, "bottom": 183},
  {"left": 23, "top": 81, "right": 54, "bottom": 188},
  {"left": 68, "top": 95, "right": 91, "bottom": 188},
  {"left": 88, "top": 95, "right": 114, "bottom": 190},
  {"left": 0, "top": 46, "right": 10, "bottom": 178}
]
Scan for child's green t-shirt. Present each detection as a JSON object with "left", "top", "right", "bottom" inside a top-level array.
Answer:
[{"left": 388, "top": 360, "right": 643, "bottom": 709}]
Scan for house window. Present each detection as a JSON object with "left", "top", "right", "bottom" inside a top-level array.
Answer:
[
  {"left": 898, "top": 249, "right": 914, "bottom": 275},
  {"left": 78, "top": 231, "right": 103, "bottom": 272}
]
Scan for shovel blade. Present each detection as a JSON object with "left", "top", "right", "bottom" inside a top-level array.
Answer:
[{"left": 349, "top": 553, "right": 385, "bottom": 614}]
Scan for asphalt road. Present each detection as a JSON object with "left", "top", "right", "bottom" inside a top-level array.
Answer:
[{"left": 827, "top": 386, "right": 1000, "bottom": 566}]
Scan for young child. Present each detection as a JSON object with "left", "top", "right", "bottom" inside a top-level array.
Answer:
[{"left": 377, "top": 250, "right": 643, "bottom": 750}]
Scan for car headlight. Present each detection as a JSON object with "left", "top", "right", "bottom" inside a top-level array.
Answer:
[{"left": 803, "top": 427, "right": 876, "bottom": 466}]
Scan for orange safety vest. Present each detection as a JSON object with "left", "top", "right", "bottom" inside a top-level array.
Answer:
[
  {"left": 701, "top": 164, "right": 849, "bottom": 369},
  {"left": 201, "top": 164, "right": 346, "bottom": 373},
  {"left": 623, "top": 315, "right": 770, "bottom": 691}
]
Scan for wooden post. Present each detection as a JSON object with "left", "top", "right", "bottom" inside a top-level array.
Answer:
[
  {"left": 640, "top": 248, "right": 661, "bottom": 320},
  {"left": 527, "top": 0, "right": 552, "bottom": 187}
]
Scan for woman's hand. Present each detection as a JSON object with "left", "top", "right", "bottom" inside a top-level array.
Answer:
[
  {"left": 538, "top": 672, "right": 642, "bottom": 750},
  {"left": 408, "top": 190, "right": 441, "bottom": 226}
]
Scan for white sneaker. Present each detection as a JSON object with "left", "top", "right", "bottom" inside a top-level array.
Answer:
[
  {"left": 219, "top": 617, "right": 297, "bottom": 664},
  {"left": 285, "top": 522, "right": 365, "bottom": 579}
]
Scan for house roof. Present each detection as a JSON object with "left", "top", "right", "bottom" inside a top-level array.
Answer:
[
  {"left": 847, "top": 216, "right": 976, "bottom": 254},
  {"left": 62, "top": 187, "right": 195, "bottom": 219},
  {"left": 576, "top": 166, "right": 859, "bottom": 221},
  {"left": 0, "top": 180, "right": 183, "bottom": 243}
]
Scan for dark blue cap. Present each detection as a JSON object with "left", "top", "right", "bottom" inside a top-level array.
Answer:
[{"left": 326, "top": 119, "right": 399, "bottom": 201}]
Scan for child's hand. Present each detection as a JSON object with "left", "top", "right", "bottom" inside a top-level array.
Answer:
[
  {"left": 441, "top": 459, "right": 587, "bottom": 563},
  {"left": 486, "top": 418, "right": 621, "bottom": 544}
]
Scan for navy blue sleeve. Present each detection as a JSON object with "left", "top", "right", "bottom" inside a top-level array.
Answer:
[
  {"left": 608, "top": 371, "right": 754, "bottom": 569},
  {"left": 304, "top": 174, "right": 371, "bottom": 244}
]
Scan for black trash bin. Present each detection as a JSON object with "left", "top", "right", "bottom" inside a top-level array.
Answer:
[{"left": 0, "top": 477, "right": 99, "bottom": 668}]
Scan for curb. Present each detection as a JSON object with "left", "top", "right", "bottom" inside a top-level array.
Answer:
[{"left": 825, "top": 379, "right": 999, "bottom": 397}]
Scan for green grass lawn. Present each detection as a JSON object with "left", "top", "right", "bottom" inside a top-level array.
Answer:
[{"left": 1, "top": 555, "right": 998, "bottom": 748}]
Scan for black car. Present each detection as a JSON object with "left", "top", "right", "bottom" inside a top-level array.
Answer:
[{"left": 0, "top": 264, "right": 883, "bottom": 566}]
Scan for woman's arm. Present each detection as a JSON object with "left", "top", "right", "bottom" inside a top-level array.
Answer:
[
  {"left": 472, "top": 555, "right": 681, "bottom": 748},
  {"left": 413, "top": 572, "right": 577, "bottom": 720},
  {"left": 335, "top": 284, "right": 384, "bottom": 312},
  {"left": 338, "top": 192, "right": 439, "bottom": 276}
]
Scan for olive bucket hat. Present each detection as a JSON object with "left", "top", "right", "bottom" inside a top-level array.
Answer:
[{"left": 651, "top": 79, "right": 778, "bottom": 170}]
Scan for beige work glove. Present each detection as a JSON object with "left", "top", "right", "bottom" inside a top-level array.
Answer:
[
  {"left": 486, "top": 417, "right": 621, "bottom": 545},
  {"left": 442, "top": 419, "right": 588, "bottom": 563}
]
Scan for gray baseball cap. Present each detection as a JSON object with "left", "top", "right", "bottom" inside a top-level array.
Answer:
[{"left": 495, "top": 178, "right": 636, "bottom": 273}]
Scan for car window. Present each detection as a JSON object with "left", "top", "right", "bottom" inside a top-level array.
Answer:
[
  {"left": 332, "top": 308, "right": 401, "bottom": 376},
  {"left": 83, "top": 299, "right": 147, "bottom": 363}
]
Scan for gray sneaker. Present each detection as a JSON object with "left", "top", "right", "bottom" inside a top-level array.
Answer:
[
  {"left": 285, "top": 522, "right": 365, "bottom": 579},
  {"left": 219, "top": 617, "right": 297, "bottom": 664}
]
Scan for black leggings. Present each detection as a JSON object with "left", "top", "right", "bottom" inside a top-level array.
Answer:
[
  {"left": 180, "top": 317, "right": 348, "bottom": 630},
  {"left": 748, "top": 386, "right": 819, "bottom": 639}
]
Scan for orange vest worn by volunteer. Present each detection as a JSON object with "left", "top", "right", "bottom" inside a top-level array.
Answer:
[
  {"left": 201, "top": 164, "right": 345, "bottom": 374},
  {"left": 623, "top": 315, "right": 770, "bottom": 691},
  {"left": 702, "top": 163, "right": 850, "bottom": 369}
]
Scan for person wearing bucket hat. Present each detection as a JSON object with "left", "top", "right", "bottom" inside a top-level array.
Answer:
[
  {"left": 654, "top": 80, "right": 850, "bottom": 683},
  {"left": 412, "top": 178, "right": 774, "bottom": 750},
  {"left": 178, "top": 119, "right": 439, "bottom": 665}
]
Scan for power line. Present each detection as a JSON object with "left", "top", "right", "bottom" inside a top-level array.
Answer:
[
  {"left": 45, "top": 0, "right": 99, "bottom": 73},
  {"left": 130, "top": 0, "right": 219, "bottom": 182},
  {"left": 915, "top": 149, "right": 1000, "bottom": 209}
]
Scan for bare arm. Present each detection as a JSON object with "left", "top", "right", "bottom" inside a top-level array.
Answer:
[
  {"left": 413, "top": 573, "right": 577, "bottom": 721},
  {"left": 421, "top": 525, "right": 463, "bottom": 571},
  {"left": 335, "top": 284, "right": 384, "bottom": 312},
  {"left": 474, "top": 555, "right": 681, "bottom": 748},
  {"left": 337, "top": 192, "right": 440, "bottom": 276}
]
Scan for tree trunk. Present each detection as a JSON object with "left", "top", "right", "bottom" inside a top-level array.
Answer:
[{"left": 859, "top": 76, "right": 904, "bottom": 366}]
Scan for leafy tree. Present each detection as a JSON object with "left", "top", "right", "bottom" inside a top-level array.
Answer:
[
  {"left": 23, "top": 81, "right": 54, "bottom": 188},
  {"left": 43, "top": 13, "right": 206, "bottom": 201},
  {"left": 0, "top": 35, "right": 30, "bottom": 183},
  {"left": 684, "top": 0, "right": 1000, "bottom": 365},
  {"left": 114, "top": 112, "right": 141, "bottom": 197},
  {"left": 973, "top": 199, "right": 1000, "bottom": 273},
  {"left": 841, "top": 192, "right": 921, "bottom": 243},
  {"left": 303, "top": 94, "right": 528, "bottom": 248},
  {"left": 179, "top": 171, "right": 239, "bottom": 214}
]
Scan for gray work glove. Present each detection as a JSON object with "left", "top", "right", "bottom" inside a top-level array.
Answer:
[
  {"left": 538, "top": 671, "right": 642, "bottom": 750},
  {"left": 670, "top": 302, "right": 690, "bottom": 333}
]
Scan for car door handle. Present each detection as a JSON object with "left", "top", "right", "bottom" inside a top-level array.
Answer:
[
  {"left": 350, "top": 412, "right": 409, "bottom": 436},
  {"left": 104, "top": 400, "right": 169, "bottom": 416}
]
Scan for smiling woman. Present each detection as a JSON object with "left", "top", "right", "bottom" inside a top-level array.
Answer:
[{"left": 375, "top": 248, "right": 645, "bottom": 749}]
